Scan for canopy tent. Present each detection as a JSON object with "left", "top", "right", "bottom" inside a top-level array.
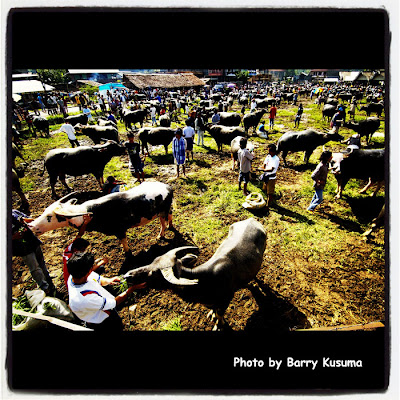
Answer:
[
  {"left": 12, "top": 80, "right": 55, "bottom": 94},
  {"left": 98, "top": 82, "right": 127, "bottom": 97}
]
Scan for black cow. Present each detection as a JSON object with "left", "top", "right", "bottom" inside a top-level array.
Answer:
[
  {"left": 277, "top": 129, "right": 343, "bottom": 166},
  {"left": 330, "top": 149, "right": 385, "bottom": 198},
  {"left": 359, "top": 102, "right": 384, "bottom": 118},
  {"left": 205, "top": 125, "right": 245, "bottom": 152},
  {"left": 255, "top": 98, "right": 276, "bottom": 108},
  {"left": 325, "top": 97, "right": 339, "bottom": 107},
  {"left": 138, "top": 127, "right": 176, "bottom": 155},
  {"left": 42, "top": 140, "right": 126, "bottom": 199},
  {"left": 74, "top": 123, "right": 119, "bottom": 144},
  {"left": 211, "top": 94, "right": 222, "bottom": 103},
  {"left": 124, "top": 218, "right": 267, "bottom": 330},
  {"left": 123, "top": 109, "right": 148, "bottom": 130},
  {"left": 343, "top": 117, "right": 381, "bottom": 145},
  {"left": 32, "top": 116, "right": 50, "bottom": 137},
  {"left": 159, "top": 114, "right": 171, "bottom": 127},
  {"left": 238, "top": 96, "right": 248, "bottom": 106},
  {"left": 322, "top": 104, "right": 337, "bottom": 122},
  {"left": 243, "top": 109, "right": 266, "bottom": 134},
  {"left": 12, "top": 142, "right": 25, "bottom": 169},
  {"left": 65, "top": 114, "right": 88, "bottom": 126},
  {"left": 217, "top": 112, "right": 242, "bottom": 127},
  {"left": 338, "top": 92, "right": 353, "bottom": 102},
  {"left": 27, "top": 182, "right": 174, "bottom": 253}
]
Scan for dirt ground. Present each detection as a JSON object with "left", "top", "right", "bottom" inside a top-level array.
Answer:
[{"left": 11, "top": 96, "right": 386, "bottom": 332}]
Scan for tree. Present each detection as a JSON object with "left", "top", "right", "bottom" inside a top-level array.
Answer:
[
  {"left": 235, "top": 69, "right": 249, "bottom": 84},
  {"left": 36, "top": 69, "right": 70, "bottom": 86}
]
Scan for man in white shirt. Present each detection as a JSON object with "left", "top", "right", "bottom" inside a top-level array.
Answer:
[
  {"left": 67, "top": 251, "right": 145, "bottom": 331},
  {"left": 150, "top": 106, "right": 157, "bottom": 126},
  {"left": 261, "top": 143, "right": 280, "bottom": 209},
  {"left": 183, "top": 121, "right": 195, "bottom": 161},
  {"left": 60, "top": 120, "right": 80, "bottom": 147}
]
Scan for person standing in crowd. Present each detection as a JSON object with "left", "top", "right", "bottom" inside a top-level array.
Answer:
[
  {"left": 250, "top": 98, "right": 257, "bottom": 113},
  {"left": 172, "top": 128, "right": 187, "bottom": 178},
  {"left": 195, "top": 113, "right": 205, "bottom": 147},
  {"left": 75, "top": 93, "right": 82, "bottom": 110},
  {"left": 237, "top": 137, "right": 254, "bottom": 196},
  {"left": 98, "top": 95, "right": 106, "bottom": 113},
  {"left": 269, "top": 103, "right": 277, "bottom": 130},
  {"left": 183, "top": 120, "right": 195, "bottom": 162},
  {"left": 150, "top": 105, "right": 157, "bottom": 126},
  {"left": 260, "top": 143, "right": 280, "bottom": 209},
  {"left": 12, "top": 209, "right": 56, "bottom": 296},
  {"left": 348, "top": 96, "right": 358, "bottom": 120},
  {"left": 307, "top": 151, "right": 333, "bottom": 212},
  {"left": 60, "top": 120, "right": 80, "bottom": 147},
  {"left": 107, "top": 111, "right": 117, "bottom": 125},
  {"left": 37, "top": 93, "right": 45, "bottom": 112},
  {"left": 330, "top": 109, "right": 344, "bottom": 134},
  {"left": 294, "top": 103, "right": 303, "bottom": 128},
  {"left": 67, "top": 251, "right": 146, "bottom": 331},
  {"left": 211, "top": 108, "right": 221, "bottom": 125},
  {"left": 124, "top": 132, "right": 145, "bottom": 184},
  {"left": 82, "top": 104, "right": 94, "bottom": 123}
]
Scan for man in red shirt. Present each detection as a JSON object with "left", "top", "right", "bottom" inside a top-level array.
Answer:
[{"left": 269, "top": 104, "right": 277, "bottom": 130}]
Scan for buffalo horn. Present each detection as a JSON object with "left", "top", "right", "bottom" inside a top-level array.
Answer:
[{"left": 160, "top": 266, "right": 199, "bottom": 286}]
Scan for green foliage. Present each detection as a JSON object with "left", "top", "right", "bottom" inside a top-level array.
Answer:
[
  {"left": 161, "top": 316, "right": 182, "bottom": 331},
  {"left": 36, "top": 69, "right": 70, "bottom": 86},
  {"left": 12, "top": 295, "right": 31, "bottom": 326},
  {"left": 235, "top": 70, "right": 249, "bottom": 84}
]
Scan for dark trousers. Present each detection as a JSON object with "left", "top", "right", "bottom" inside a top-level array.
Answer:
[
  {"left": 87, "top": 310, "right": 123, "bottom": 332},
  {"left": 69, "top": 139, "right": 80, "bottom": 148}
]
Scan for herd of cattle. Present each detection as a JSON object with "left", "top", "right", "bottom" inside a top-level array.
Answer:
[{"left": 11, "top": 83, "right": 386, "bottom": 330}]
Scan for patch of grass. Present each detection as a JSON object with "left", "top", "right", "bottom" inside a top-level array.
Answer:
[{"left": 161, "top": 316, "right": 182, "bottom": 331}]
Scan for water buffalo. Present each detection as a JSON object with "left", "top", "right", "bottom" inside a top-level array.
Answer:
[
  {"left": 65, "top": 114, "right": 88, "bottom": 126},
  {"left": 243, "top": 109, "right": 266, "bottom": 134},
  {"left": 238, "top": 96, "right": 248, "bottom": 106},
  {"left": 205, "top": 124, "right": 245, "bottom": 152},
  {"left": 330, "top": 149, "right": 385, "bottom": 198},
  {"left": 74, "top": 123, "right": 119, "bottom": 145},
  {"left": 159, "top": 114, "right": 171, "bottom": 127},
  {"left": 277, "top": 129, "right": 343, "bottom": 166},
  {"left": 123, "top": 109, "right": 148, "bottom": 130},
  {"left": 217, "top": 112, "right": 242, "bottom": 127},
  {"left": 124, "top": 218, "right": 267, "bottom": 330},
  {"left": 322, "top": 104, "right": 337, "bottom": 122},
  {"left": 138, "top": 127, "right": 176, "bottom": 155},
  {"left": 42, "top": 140, "right": 126, "bottom": 199},
  {"left": 255, "top": 98, "right": 276, "bottom": 109},
  {"left": 359, "top": 102, "right": 384, "bottom": 118},
  {"left": 343, "top": 117, "right": 381, "bottom": 145},
  {"left": 26, "top": 182, "right": 174, "bottom": 253},
  {"left": 31, "top": 116, "right": 50, "bottom": 137}
]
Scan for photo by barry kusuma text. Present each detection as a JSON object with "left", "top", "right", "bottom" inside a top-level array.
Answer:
[{"left": 233, "top": 356, "right": 363, "bottom": 371}]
